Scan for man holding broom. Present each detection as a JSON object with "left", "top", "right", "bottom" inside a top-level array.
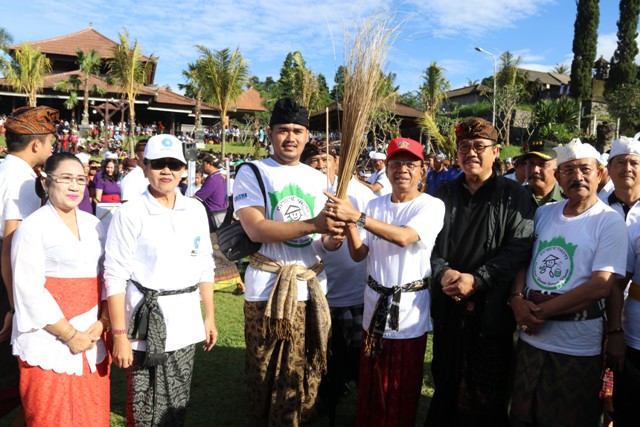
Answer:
[
  {"left": 233, "top": 98, "right": 343, "bottom": 426},
  {"left": 324, "top": 137, "right": 445, "bottom": 426}
]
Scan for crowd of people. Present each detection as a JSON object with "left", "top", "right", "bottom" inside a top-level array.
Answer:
[{"left": 0, "top": 98, "right": 639, "bottom": 427}]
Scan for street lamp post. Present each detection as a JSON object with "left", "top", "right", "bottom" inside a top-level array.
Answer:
[{"left": 475, "top": 47, "right": 497, "bottom": 126}]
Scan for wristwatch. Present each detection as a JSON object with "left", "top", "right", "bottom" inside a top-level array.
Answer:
[{"left": 355, "top": 212, "right": 367, "bottom": 229}]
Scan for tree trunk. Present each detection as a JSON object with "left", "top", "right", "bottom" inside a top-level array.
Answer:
[
  {"left": 128, "top": 96, "right": 136, "bottom": 157},
  {"left": 82, "top": 75, "right": 90, "bottom": 126},
  {"left": 221, "top": 108, "right": 227, "bottom": 159},
  {"left": 195, "top": 91, "right": 202, "bottom": 131}
]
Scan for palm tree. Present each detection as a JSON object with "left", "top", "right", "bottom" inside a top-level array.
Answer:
[
  {"left": 552, "top": 64, "right": 570, "bottom": 75},
  {"left": 4, "top": 42, "right": 52, "bottom": 107},
  {"left": 54, "top": 49, "right": 104, "bottom": 123},
  {"left": 77, "top": 49, "right": 102, "bottom": 125},
  {"left": 419, "top": 62, "right": 450, "bottom": 118},
  {"left": 196, "top": 46, "right": 249, "bottom": 158},
  {"left": 0, "top": 27, "right": 13, "bottom": 53},
  {"left": 497, "top": 51, "right": 524, "bottom": 86},
  {"left": 180, "top": 60, "right": 208, "bottom": 131},
  {"left": 107, "top": 29, "right": 156, "bottom": 156}
]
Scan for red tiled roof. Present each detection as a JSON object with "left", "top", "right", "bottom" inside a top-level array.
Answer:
[
  {"left": 229, "top": 87, "right": 267, "bottom": 112},
  {"left": 10, "top": 27, "right": 153, "bottom": 62},
  {"left": 36, "top": 70, "right": 156, "bottom": 96},
  {"left": 153, "top": 88, "right": 216, "bottom": 112}
]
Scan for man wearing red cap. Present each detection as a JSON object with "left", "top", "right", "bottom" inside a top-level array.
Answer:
[
  {"left": 427, "top": 118, "right": 534, "bottom": 426},
  {"left": 325, "top": 137, "right": 444, "bottom": 427}
]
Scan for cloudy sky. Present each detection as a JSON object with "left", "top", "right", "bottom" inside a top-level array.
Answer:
[{"left": 1, "top": 0, "right": 628, "bottom": 94}]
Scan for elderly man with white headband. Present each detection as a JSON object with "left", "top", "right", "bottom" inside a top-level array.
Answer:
[
  {"left": 510, "top": 138, "right": 627, "bottom": 427},
  {"left": 357, "top": 151, "right": 391, "bottom": 197},
  {"left": 602, "top": 135, "right": 640, "bottom": 427}
]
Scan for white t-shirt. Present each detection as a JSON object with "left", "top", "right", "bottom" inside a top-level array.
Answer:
[
  {"left": 104, "top": 190, "right": 214, "bottom": 352},
  {"left": 0, "top": 154, "right": 40, "bottom": 236},
  {"left": 233, "top": 158, "right": 328, "bottom": 302},
  {"left": 367, "top": 168, "right": 391, "bottom": 197},
  {"left": 11, "top": 203, "right": 107, "bottom": 375},
  {"left": 520, "top": 199, "right": 627, "bottom": 356},
  {"left": 323, "top": 177, "right": 374, "bottom": 308},
  {"left": 120, "top": 166, "right": 149, "bottom": 202},
  {"left": 361, "top": 193, "right": 445, "bottom": 339},
  {"left": 624, "top": 221, "right": 640, "bottom": 350},
  {"left": 598, "top": 179, "right": 615, "bottom": 202},
  {"left": 604, "top": 196, "right": 640, "bottom": 226}
]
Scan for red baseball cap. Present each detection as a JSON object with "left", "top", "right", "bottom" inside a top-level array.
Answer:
[{"left": 386, "top": 137, "right": 424, "bottom": 161}]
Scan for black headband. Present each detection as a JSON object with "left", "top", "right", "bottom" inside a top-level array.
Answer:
[{"left": 269, "top": 98, "right": 309, "bottom": 128}]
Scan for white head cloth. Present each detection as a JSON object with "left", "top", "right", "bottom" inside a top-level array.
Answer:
[{"left": 554, "top": 138, "right": 601, "bottom": 166}]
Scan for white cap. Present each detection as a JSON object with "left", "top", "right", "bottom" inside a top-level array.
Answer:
[
  {"left": 76, "top": 152, "right": 91, "bottom": 165},
  {"left": 145, "top": 134, "right": 187, "bottom": 164},
  {"left": 599, "top": 152, "right": 609, "bottom": 166},
  {"left": 369, "top": 151, "right": 386, "bottom": 161},
  {"left": 609, "top": 135, "right": 640, "bottom": 160},
  {"left": 554, "top": 138, "right": 601, "bottom": 165},
  {"left": 106, "top": 152, "right": 118, "bottom": 160}
]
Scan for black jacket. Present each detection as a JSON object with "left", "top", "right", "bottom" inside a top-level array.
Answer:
[{"left": 430, "top": 174, "right": 535, "bottom": 336}]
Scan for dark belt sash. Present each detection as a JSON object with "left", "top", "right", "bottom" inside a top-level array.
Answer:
[
  {"left": 128, "top": 279, "right": 199, "bottom": 367},
  {"left": 364, "top": 276, "right": 428, "bottom": 358},
  {"left": 524, "top": 286, "right": 604, "bottom": 321}
]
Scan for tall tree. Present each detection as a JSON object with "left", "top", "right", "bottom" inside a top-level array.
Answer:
[
  {"left": 608, "top": 0, "right": 640, "bottom": 90},
  {"left": 569, "top": 0, "right": 599, "bottom": 108},
  {"left": 196, "top": 46, "right": 249, "bottom": 158},
  {"left": 77, "top": 49, "right": 103, "bottom": 126},
  {"left": 0, "top": 27, "right": 13, "bottom": 54},
  {"left": 419, "top": 61, "right": 450, "bottom": 117},
  {"left": 331, "top": 65, "right": 346, "bottom": 102},
  {"left": 3, "top": 42, "right": 52, "bottom": 107},
  {"left": 497, "top": 51, "right": 524, "bottom": 87},
  {"left": 54, "top": 50, "right": 105, "bottom": 122},
  {"left": 180, "top": 60, "right": 208, "bottom": 131},
  {"left": 278, "top": 52, "right": 298, "bottom": 98},
  {"left": 107, "top": 30, "right": 156, "bottom": 155}
]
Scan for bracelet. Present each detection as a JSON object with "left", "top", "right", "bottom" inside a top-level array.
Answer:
[
  {"left": 507, "top": 292, "right": 525, "bottom": 306},
  {"left": 111, "top": 328, "right": 127, "bottom": 336},
  {"left": 58, "top": 324, "right": 74, "bottom": 342},
  {"left": 606, "top": 327, "right": 625, "bottom": 335},
  {"left": 64, "top": 329, "right": 78, "bottom": 344}
]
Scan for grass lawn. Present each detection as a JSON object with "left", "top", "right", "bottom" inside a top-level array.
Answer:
[
  {"left": 108, "top": 287, "right": 434, "bottom": 426},
  {"left": 0, "top": 286, "right": 434, "bottom": 427}
]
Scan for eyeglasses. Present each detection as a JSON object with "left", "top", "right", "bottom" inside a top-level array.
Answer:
[
  {"left": 557, "top": 165, "right": 595, "bottom": 177},
  {"left": 148, "top": 159, "right": 185, "bottom": 171},
  {"left": 49, "top": 174, "right": 88, "bottom": 185},
  {"left": 457, "top": 142, "right": 496, "bottom": 154},
  {"left": 388, "top": 160, "right": 421, "bottom": 171}
]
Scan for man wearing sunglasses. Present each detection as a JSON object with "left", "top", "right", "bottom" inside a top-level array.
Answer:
[{"left": 427, "top": 117, "right": 534, "bottom": 426}]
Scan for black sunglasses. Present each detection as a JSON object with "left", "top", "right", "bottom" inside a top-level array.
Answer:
[{"left": 148, "top": 158, "right": 185, "bottom": 172}]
